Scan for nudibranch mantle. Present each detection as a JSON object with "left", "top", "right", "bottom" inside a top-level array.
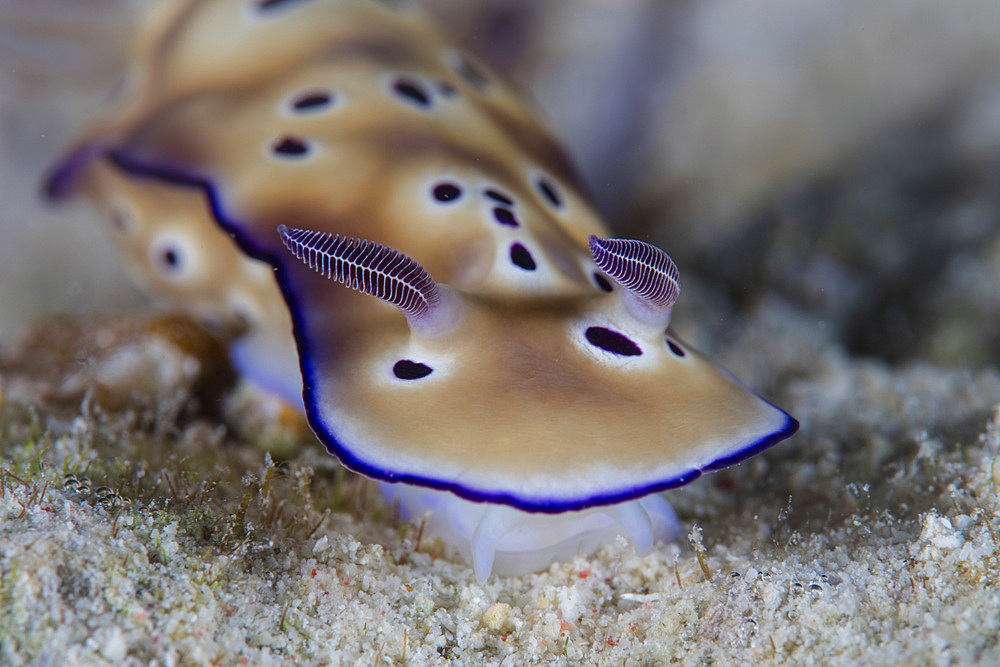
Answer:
[{"left": 47, "top": 0, "right": 797, "bottom": 578}]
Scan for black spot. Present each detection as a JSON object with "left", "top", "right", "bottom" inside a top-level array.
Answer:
[
  {"left": 392, "top": 78, "right": 431, "bottom": 108},
  {"left": 585, "top": 327, "right": 642, "bottom": 356},
  {"left": 271, "top": 136, "right": 310, "bottom": 157},
  {"left": 536, "top": 177, "right": 562, "bottom": 208},
  {"left": 438, "top": 81, "right": 457, "bottom": 97},
  {"left": 666, "top": 339, "right": 686, "bottom": 357},
  {"left": 291, "top": 90, "right": 334, "bottom": 111},
  {"left": 453, "top": 54, "right": 489, "bottom": 90},
  {"left": 593, "top": 272, "right": 613, "bottom": 292},
  {"left": 393, "top": 360, "right": 433, "bottom": 380},
  {"left": 492, "top": 207, "right": 519, "bottom": 227},
  {"left": 432, "top": 182, "right": 463, "bottom": 202},
  {"left": 160, "top": 246, "right": 182, "bottom": 271},
  {"left": 509, "top": 243, "right": 536, "bottom": 271},
  {"left": 256, "top": 0, "right": 313, "bottom": 11},
  {"left": 484, "top": 189, "right": 514, "bottom": 206}
]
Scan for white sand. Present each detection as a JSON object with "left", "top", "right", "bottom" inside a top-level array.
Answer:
[{"left": 2, "top": 304, "right": 999, "bottom": 665}]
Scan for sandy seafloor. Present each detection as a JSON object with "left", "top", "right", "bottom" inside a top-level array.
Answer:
[
  {"left": 3, "top": 311, "right": 1000, "bottom": 665},
  {"left": 4, "top": 0, "right": 1000, "bottom": 664}
]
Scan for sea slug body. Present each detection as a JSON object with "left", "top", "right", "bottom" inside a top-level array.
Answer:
[{"left": 46, "top": 0, "right": 798, "bottom": 579}]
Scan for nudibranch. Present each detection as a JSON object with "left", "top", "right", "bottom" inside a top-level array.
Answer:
[{"left": 46, "top": 0, "right": 797, "bottom": 579}]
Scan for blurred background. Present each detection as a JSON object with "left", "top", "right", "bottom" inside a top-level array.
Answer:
[{"left": 2, "top": 0, "right": 999, "bottom": 368}]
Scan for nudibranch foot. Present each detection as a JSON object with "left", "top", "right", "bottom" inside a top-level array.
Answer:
[{"left": 380, "top": 482, "right": 680, "bottom": 581}]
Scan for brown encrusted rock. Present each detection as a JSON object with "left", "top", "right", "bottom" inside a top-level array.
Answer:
[
  {"left": 221, "top": 379, "right": 312, "bottom": 458},
  {"left": 0, "top": 313, "right": 236, "bottom": 415}
]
